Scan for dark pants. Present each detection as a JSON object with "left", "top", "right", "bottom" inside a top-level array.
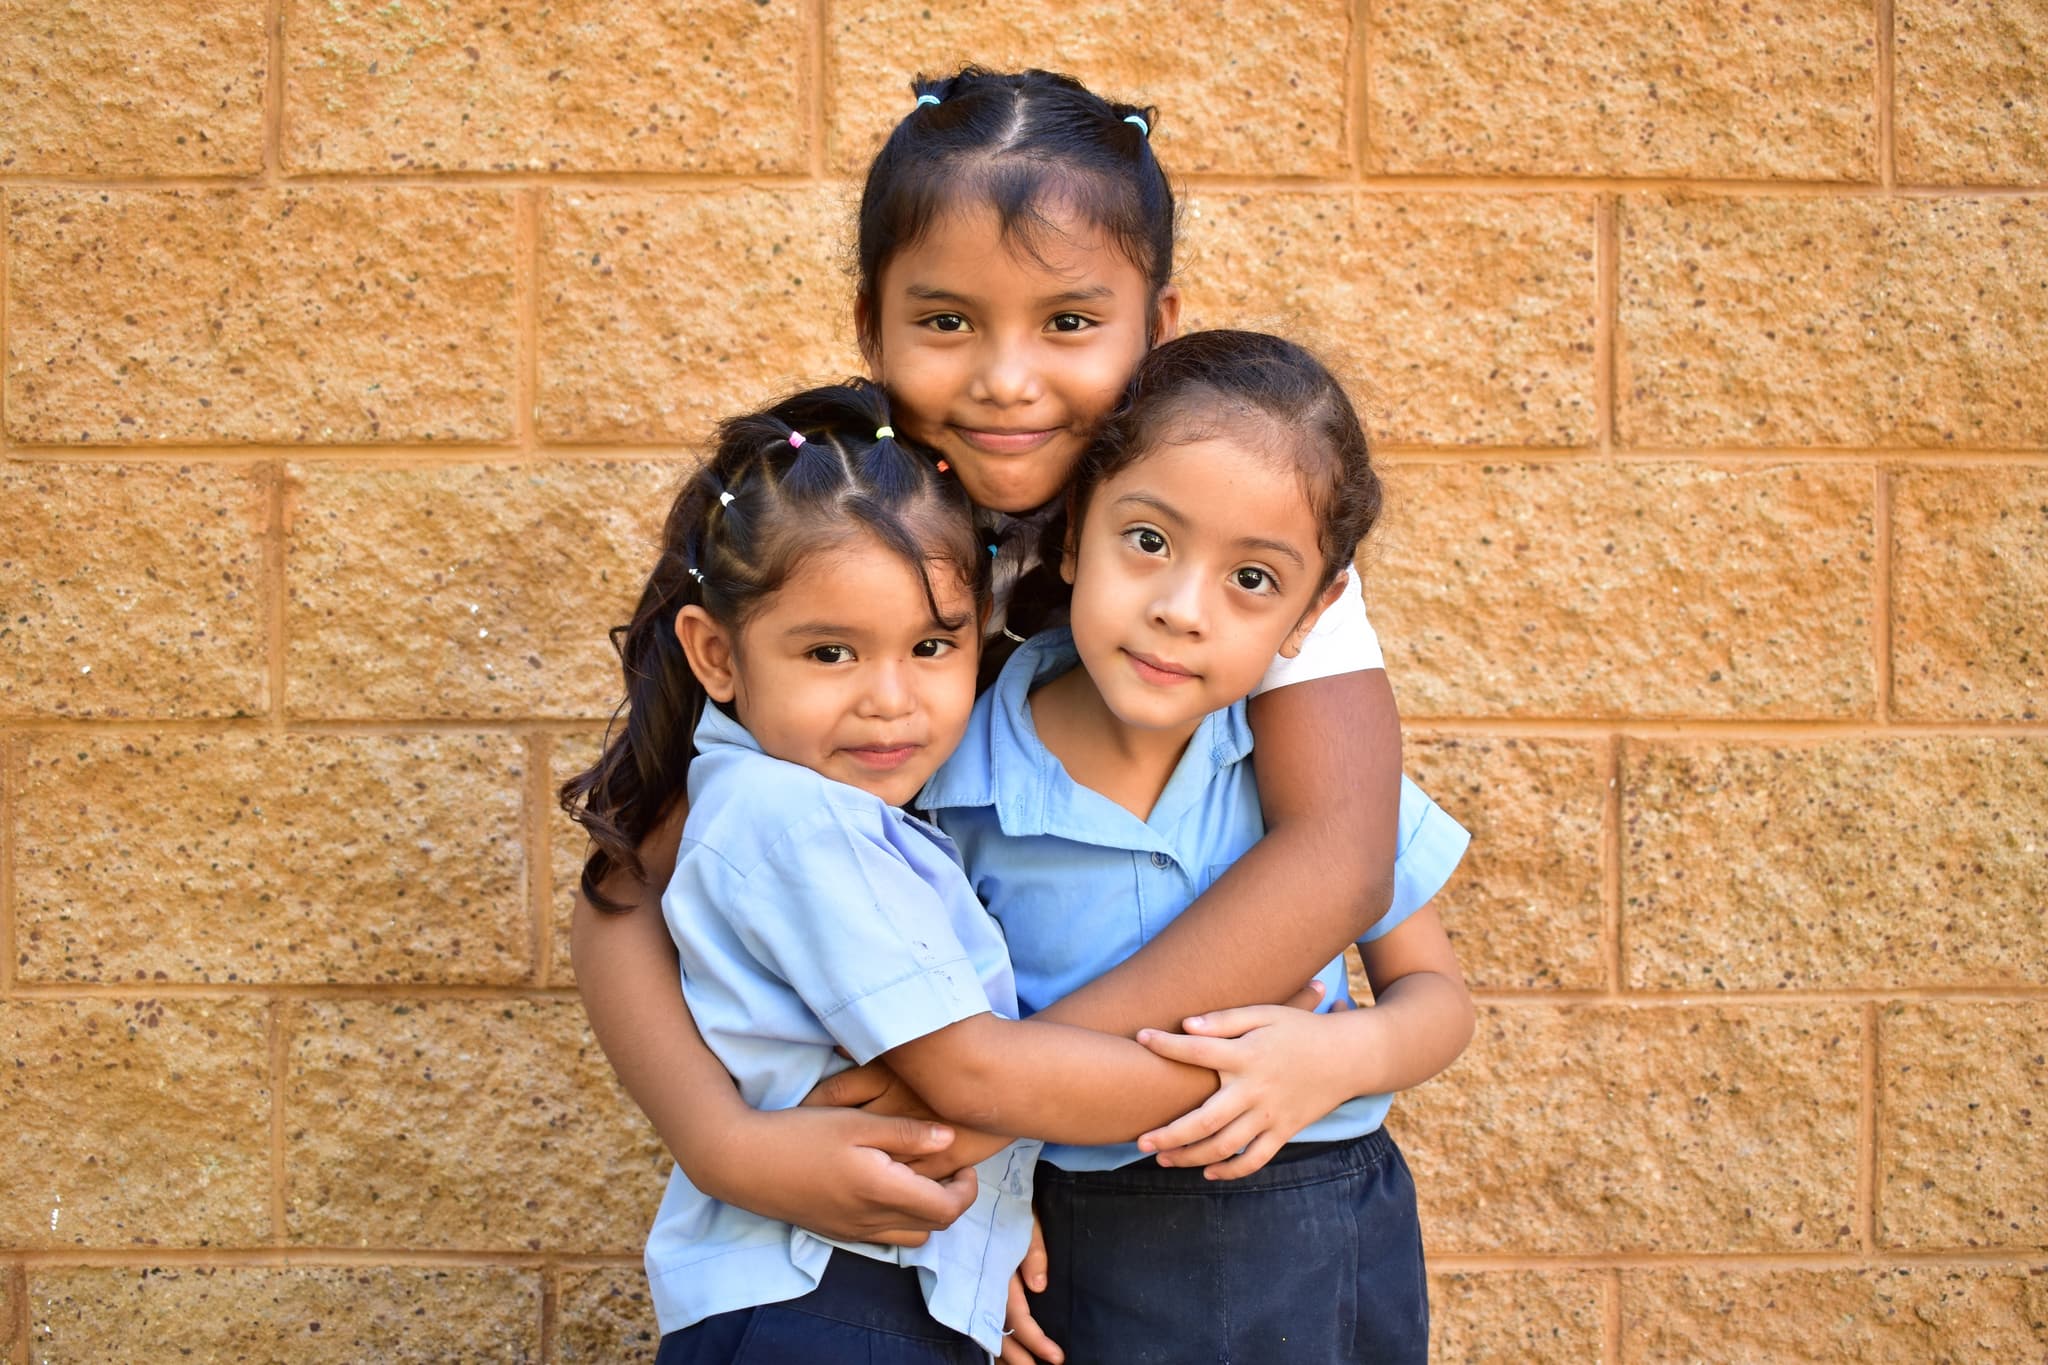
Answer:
[
  {"left": 1027, "top": 1129, "right": 1429, "bottom": 1364},
  {"left": 653, "top": 1251, "right": 987, "bottom": 1365}
]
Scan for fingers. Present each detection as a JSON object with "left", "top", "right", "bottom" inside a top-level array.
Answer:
[
  {"left": 1135, "top": 1027, "right": 1250, "bottom": 1071},
  {"left": 1281, "top": 979, "right": 1329, "bottom": 1012},
  {"left": 846, "top": 1146, "right": 977, "bottom": 1233},
  {"left": 850, "top": 1113, "right": 955, "bottom": 1160},
  {"left": 1173, "top": 1004, "right": 1289, "bottom": 1038},
  {"left": 1157, "top": 1112, "right": 1267, "bottom": 1171},
  {"left": 1020, "top": 1214, "right": 1048, "bottom": 1293},
  {"left": 1134, "top": 1090, "right": 1240, "bottom": 1155},
  {"left": 1004, "top": 1270, "right": 1064, "bottom": 1364},
  {"left": 1202, "top": 1130, "right": 1289, "bottom": 1181},
  {"left": 801, "top": 1060, "right": 891, "bottom": 1108}
]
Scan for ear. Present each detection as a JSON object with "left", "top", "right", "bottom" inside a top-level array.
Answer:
[
  {"left": 1150, "top": 284, "right": 1183, "bottom": 345},
  {"left": 674, "top": 605, "right": 739, "bottom": 703},
  {"left": 1278, "top": 571, "right": 1349, "bottom": 659}
]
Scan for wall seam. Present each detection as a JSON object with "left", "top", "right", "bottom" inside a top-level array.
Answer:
[
  {"left": 268, "top": 1000, "right": 288, "bottom": 1242},
  {"left": 1876, "top": 0, "right": 1897, "bottom": 190},
  {"left": 7, "top": 1260, "right": 26, "bottom": 1365},
  {"left": 1874, "top": 466, "right": 1895, "bottom": 724},
  {"left": 266, "top": 461, "right": 289, "bottom": 730},
  {"left": 539, "top": 1262, "right": 559, "bottom": 1364},
  {"left": 809, "top": 0, "right": 831, "bottom": 178},
  {"left": 0, "top": 733, "right": 13, "bottom": 996},
  {"left": 1861, "top": 1001, "right": 1882, "bottom": 1253},
  {"left": 1351, "top": 0, "right": 1374, "bottom": 177},
  {"left": 1603, "top": 1265, "right": 1623, "bottom": 1361},
  {"left": 1602, "top": 735, "right": 1624, "bottom": 997},
  {"left": 1596, "top": 196, "right": 1618, "bottom": 455},
  {"left": 263, "top": 0, "right": 286, "bottom": 183},
  {"left": 528, "top": 733, "right": 554, "bottom": 987},
  {"left": 515, "top": 191, "right": 540, "bottom": 454},
  {"left": 1, "top": 188, "right": 11, "bottom": 455}
]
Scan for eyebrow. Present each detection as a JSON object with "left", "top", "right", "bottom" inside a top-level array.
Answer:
[
  {"left": 1114, "top": 492, "right": 1310, "bottom": 569},
  {"left": 901, "top": 283, "right": 1117, "bottom": 307}
]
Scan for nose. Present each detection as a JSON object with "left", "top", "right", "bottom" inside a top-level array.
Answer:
[
  {"left": 969, "top": 333, "right": 1042, "bottom": 407},
  {"left": 859, "top": 660, "right": 916, "bottom": 718},
  {"left": 1150, "top": 568, "right": 1207, "bottom": 637}
]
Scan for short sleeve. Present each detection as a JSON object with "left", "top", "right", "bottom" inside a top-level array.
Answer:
[
  {"left": 1253, "top": 571, "right": 1385, "bottom": 697},
  {"left": 710, "top": 805, "right": 998, "bottom": 1064},
  {"left": 1359, "top": 776, "right": 1471, "bottom": 943}
]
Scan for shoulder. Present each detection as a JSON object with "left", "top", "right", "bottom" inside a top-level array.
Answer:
[{"left": 685, "top": 745, "right": 896, "bottom": 876}]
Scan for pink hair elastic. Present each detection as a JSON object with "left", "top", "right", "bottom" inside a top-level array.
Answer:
[{"left": 787, "top": 432, "right": 805, "bottom": 448}]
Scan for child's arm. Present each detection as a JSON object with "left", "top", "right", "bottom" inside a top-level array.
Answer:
[
  {"left": 1036, "top": 668, "right": 1400, "bottom": 1034},
  {"left": 1132, "top": 906, "right": 1473, "bottom": 1179},
  {"left": 571, "top": 807, "right": 978, "bottom": 1245}
]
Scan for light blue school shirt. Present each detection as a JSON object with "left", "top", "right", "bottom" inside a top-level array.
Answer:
[
  {"left": 645, "top": 702, "right": 1041, "bottom": 1354},
  {"left": 920, "top": 628, "right": 1470, "bottom": 1172}
]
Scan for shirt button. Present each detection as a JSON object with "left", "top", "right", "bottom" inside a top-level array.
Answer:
[{"left": 1151, "top": 851, "right": 1171, "bottom": 869}]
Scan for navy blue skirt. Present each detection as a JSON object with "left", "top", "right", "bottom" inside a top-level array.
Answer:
[{"left": 653, "top": 1250, "right": 986, "bottom": 1365}]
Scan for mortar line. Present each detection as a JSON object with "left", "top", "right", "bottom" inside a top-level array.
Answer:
[
  {"left": 1603, "top": 1267, "right": 1623, "bottom": 1362},
  {"left": 1596, "top": 196, "right": 1619, "bottom": 455},
  {"left": 269, "top": 1000, "right": 289, "bottom": 1240},
  {"left": 266, "top": 461, "right": 289, "bottom": 730},
  {"left": 516, "top": 190, "right": 541, "bottom": 453},
  {"left": 263, "top": 0, "right": 286, "bottom": 183},
  {"left": 7, "top": 1261, "right": 26, "bottom": 1365},
  {"left": 1860, "top": 1001, "right": 1881, "bottom": 1253},
  {"left": 1874, "top": 466, "right": 1894, "bottom": 725},
  {"left": 809, "top": 0, "right": 831, "bottom": 178},
  {"left": 1421, "top": 1248, "right": 2047, "bottom": 1271},
  {"left": 1602, "top": 735, "right": 1625, "bottom": 998},
  {"left": 1877, "top": 0, "right": 1897, "bottom": 190},
  {"left": 1464, "top": 986, "right": 2048, "bottom": 1006},
  {"left": 1, "top": 189, "right": 11, "bottom": 452},
  {"left": 528, "top": 733, "right": 555, "bottom": 987},
  {"left": 539, "top": 1261, "right": 560, "bottom": 1364},
  {"left": 1, "top": 734, "right": 15, "bottom": 994},
  {"left": 9, "top": 982, "right": 584, "bottom": 1002},
  {"left": 1351, "top": 0, "right": 1373, "bottom": 177}
]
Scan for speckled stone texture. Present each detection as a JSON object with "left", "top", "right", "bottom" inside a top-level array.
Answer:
[
  {"left": 827, "top": 0, "right": 1353, "bottom": 176},
  {"left": 283, "top": 462, "right": 677, "bottom": 719},
  {"left": 6, "top": 189, "right": 518, "bottom": 445},
  {"left": 1881, "top": 1001, "right": 2047, "bottom": 1250},
  {"left": 0, "top": 1272, "right": 15, "bottom": 1360},
  {"left": 1624, "top": 737, "right": 2048, "bottom": 990},
  {"left": 549, "top": 731, "right": 608, "bottom": 987},
  {"left": 1620, "top": 1265, "right": 2048, "bottom": 1360},
  {"left": 0, "top": 462, "right": 267, "bottom": 719},
  {"left": 554, "top": 1265, "right": 660, "bottom": 1364},
  {"left": 1370, "top": 461, "right": 1875, "bottom": 718},
  {"left": 1369, "top": 0, "right": 1876, "bottom": 179},
  {"left": 537, "top": 188, "right": 862, "bottom": 444},
  {"left": 1892, "top": 466, "right": 2048, "bottom": 722},
  {"left": 1619, "top": 194, "right": 2048, "bottom": 448},
  {"left": 282, "top": 999, "right": 664, "bottom": 1250},
  {"left": 27, "top": 1266, "right": 542, "bottom": 1363},
  {"left": 285, "top": 0, "right": 807, "bottom": 174},
  {"left": 1, "top": 999, "right": 270, "bottom": 1247},
  {"left": 1403, "top": 1003, "right": 1861, "bottom": 1253},
  {"left": 1405, "top": 736, "right": 1606, "bottom": 989},
  {"left": 1895, "top": 0, "right": 2048, "bottom": 185},
  {"left": 1429, "top": 1270, "right": 1607, "bottom": 1364},
  {"left": 0, "top": 1, "right": 266, "bottom": 174},
  {"left": 1180, "top": 192, "right": 1598, "bottom": 447},
  {"left": 13, "top": 732, "right": 526, "bottom": 985}
]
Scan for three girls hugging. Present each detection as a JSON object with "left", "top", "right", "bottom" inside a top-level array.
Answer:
[{"left": 563, "top": 67, "right": 1474, "bottom": 1365}]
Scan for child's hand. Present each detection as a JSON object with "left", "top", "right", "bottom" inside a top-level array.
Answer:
[
  {"left": 803, "top": 1058, "right": 1016, "bottom": 1178},
  {"left": 1134, "top": 988, "right": 1358, "bottom": 1180},
  {"left": 999, "top": 1215, "right": 1063, "bottom": 1364}
]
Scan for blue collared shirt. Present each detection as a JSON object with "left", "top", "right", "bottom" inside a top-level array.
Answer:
[
  {"left": 921, "top": 629, "right": 1470, "bottom": 1171},
  {"left": 644, "top": 702, "right": 1040, "bottom": 1353}
]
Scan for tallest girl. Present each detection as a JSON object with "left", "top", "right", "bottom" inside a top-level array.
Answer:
[{"left": 575, "top": 67, "right": 1445, "bottom": 1244}]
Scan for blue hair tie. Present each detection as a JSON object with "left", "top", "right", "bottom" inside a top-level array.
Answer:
[
  {"left": 1123, "top": 113, "right": 1149, "bottom": 137},
  {"left": 915, "top": 94, "right": 941, "bottom": 110}
]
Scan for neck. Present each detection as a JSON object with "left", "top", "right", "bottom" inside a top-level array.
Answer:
[{"left": 1028, "top": 665, "right": 1198, "bottom": 821}]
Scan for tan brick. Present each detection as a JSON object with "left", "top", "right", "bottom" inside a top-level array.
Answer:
[
  {"left": 549, "top": 731, "right": 609, "bottom": 987},
  {"left": 1370, "top": 462, "right": 1874, "bottom": 719},
  {"left": 555, "top": 1265, "right": 659, "bottom": 1364},
  {"left": 1896, "top": 0, "right": 2048, "bottom": 184},
  {"left": 827, "top": 0, "right": 1352, "bottom": 177},
  {"left": 537, "top": 189, "right": 861, "bottom": 444},
  {"left": 1892, "top": 467, "right": 2048, "bottom": 722},
  {"left": 1370, "top": 0, "right": 1874, "bottom": 179},
  {"left": 0, "top": 999, "right": 269, "bottom": 1247},
  {"left": 29, "top": 1266, "right": 542, "bottom": 1363},
  {"left": 1402, "top": 1003, "right": 1860, "bottom": 1253},
  {"left": 1180, "top": 192, "right": 1598, "bottom": 447},
  {"left": 1405, "top": 737, "right": 1606, "bottom": 990},
  {"left": 284, "top": 462, "right": 674, "bottom": 719},
  {"left": 1620, "top": 1265, "right": 2048, "bottom": 1362},
  {"left": 1619, "top": 195, "right": 2048, "bottom": 448},
  {"left": 1881, "top": 1001, "right": 2047, "bottom": 1250},
  {"left": 14, "top": 732, "right": 527, "bottom": 985},
  {"left": 1429, "top": 1270, "right": 1607, "bottom": 1364},
  {"left": 5, "top": 189, "right": 517, "bottom": 446},
  {"left": 1625, "top": 738, "right": 2048, "bottom": 991},
  {"left": 0, "top": 463, "right": 267, "bottom": 720},
  {"left": 283, "top": 999, "right": 665, "bottom": 1250},
  {"left": 0, "top": 1, "right": 265, "bottom": 175},
  {"left": 285, "top": 0, "right": 806, "bottom": 175}
]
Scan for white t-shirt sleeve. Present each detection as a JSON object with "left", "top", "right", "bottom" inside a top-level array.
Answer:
[{"left": 1252, "top": 571, "right": 1385, "bottom": 697}]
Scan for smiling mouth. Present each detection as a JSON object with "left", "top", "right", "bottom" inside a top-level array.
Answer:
[
  {"left": 953, "top": 427, "right": 1061, "bottom": 456},
  {"left": 1124, "top": 650, "right": 1196, "bottom": 685}
]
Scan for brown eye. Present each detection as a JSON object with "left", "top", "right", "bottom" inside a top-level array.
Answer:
[{"left": 807, "top": 644, "right": 855, "bottom": 663}]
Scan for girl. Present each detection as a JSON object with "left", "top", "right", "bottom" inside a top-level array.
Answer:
[
  {"left": 565, "top": 381, "right": 1248, "bottom": 1362},
  {"left": 922, "top": 330, "right": 1474, "bottom": 1363},
  {"left": 571, "top": 68, "right": 1455, "bottom": 1260}
]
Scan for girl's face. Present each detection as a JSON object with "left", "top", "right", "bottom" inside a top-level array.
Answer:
[
  {"left": 864, "top": 200, "right": 1180, "bottom": 515},
  {"left": 675, "top": 534, "right": 981, "bottom": 807},
  {"left": 1061, "top": 433, "right": 1344, "bottom": 739}
]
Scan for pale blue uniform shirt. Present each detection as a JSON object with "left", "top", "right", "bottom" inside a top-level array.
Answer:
[
  {"left": 645, "top": 703, "right": 1040, "bottom": 1354},
  {"left": 920, "top": 629, "right": 1470, "bottom": 1172}
]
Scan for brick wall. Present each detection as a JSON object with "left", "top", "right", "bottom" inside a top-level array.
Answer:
[{"left": 2, "top": 1, "right": 2043, "bottom": 1359}]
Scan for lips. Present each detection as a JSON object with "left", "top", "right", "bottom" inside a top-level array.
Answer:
[
  {"left": 1123, "top": 650, "right": 1196, "bottom": 686},
  {"left": 952, "top": 426, "right": 1061, "bottom": 456},
  {"left": 842, "top": 744, "right": 922, "bottom": 772}
]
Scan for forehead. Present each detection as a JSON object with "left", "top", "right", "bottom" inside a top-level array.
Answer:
[{"left": 882, "top": 195, "right": 1146, "bottom": 293}]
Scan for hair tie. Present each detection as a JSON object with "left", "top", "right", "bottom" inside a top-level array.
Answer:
[
  {"left": 718, "top": 491, "right": 735, "bottom": 507},
  {"left": 914, "top": 94, "right": 940, "bottom": 110},
  {"left": 934, "top": 459, "right": 950, "bottom": 473},
  {"left": 1123, "top": 113, "right": 1149, "bottom": 137},
  {"left": 875, "top": 425, "right": 894, "bottom": 440},
  {"left": 787, "top": 431, "right": 805, "bottom": 449},
  {"left": 688, "top": 567, "right": 705, "bottom": 584}
]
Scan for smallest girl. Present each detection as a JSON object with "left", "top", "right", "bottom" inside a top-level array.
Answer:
[
  {"left": 564, "top": 381, "right": 1236, "bottom": 1364},
  {"left": 923, "top": 331, "right": 1475, "bottom": 1364}
]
